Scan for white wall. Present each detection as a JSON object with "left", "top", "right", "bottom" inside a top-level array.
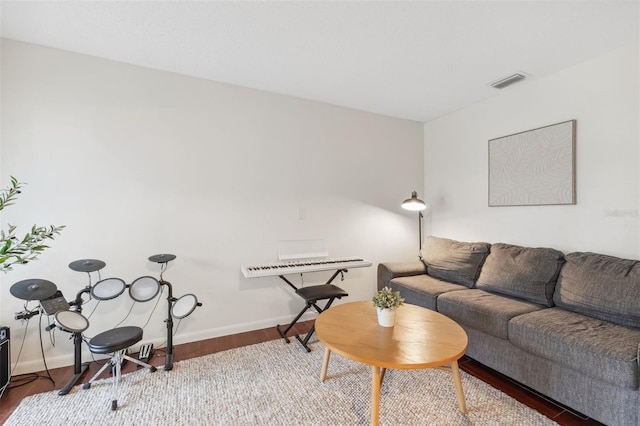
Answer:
[
  {"left": 424, "top": 43, "right": 639, "bottom": 259},
  {"left": 0, "top": 40, "right": 424, "bottom": 373}
]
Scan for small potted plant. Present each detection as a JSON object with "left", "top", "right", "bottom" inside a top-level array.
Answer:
[{"left": 372, "top": 286, "right": 404, "bottom": 327}]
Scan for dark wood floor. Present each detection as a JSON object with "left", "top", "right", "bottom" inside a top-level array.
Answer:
[{"left": 0, "top": 320, "right": 603, "bottom": 425}]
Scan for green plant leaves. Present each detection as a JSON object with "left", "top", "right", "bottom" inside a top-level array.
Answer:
[
  {"left": 0, "top": 177, "right": 65, "bottom": 272},
  {"left": 372, "top": 286, "right": 405, "bottom": 309}
]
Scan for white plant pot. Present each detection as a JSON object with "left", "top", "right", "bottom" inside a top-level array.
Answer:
[{"left": 376, "top": 307, "right": 396, "bottom": 327}]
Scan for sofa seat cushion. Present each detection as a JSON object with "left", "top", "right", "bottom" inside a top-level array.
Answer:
[
  {"left": 553, "top": 252, "right": 640, "bottom": 328},
  {"left": 419, "top": 236, "right": 490, "bottom": 288},
  {"left": 509, "top": 308, "right": 640, "bottom": 389},
  {"left": 476, "top": 243, "right": 565, "bottom": 307},
  {"left": 437, "top": 289, "right": 546, "bottom": 339},
  {"left": 390, "top": 274, "right": 468, "bottom": 311}
]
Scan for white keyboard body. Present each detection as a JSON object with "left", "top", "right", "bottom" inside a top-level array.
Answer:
[{"left": 241, "top": 257, "right": 372, "bottom": 278}]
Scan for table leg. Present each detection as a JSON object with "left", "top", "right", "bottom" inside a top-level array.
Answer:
[
  {"left": 379, "top": 367, "right": 386, "bottom": 385},
  {"left": 321, "top": 347, "right": 331, "bottom": 381},
  {"left": 450, "top": 360, "right": 467, "bottom": 413},
  {"left": 371, "top": 366, "right": 381, "bottom": 426}
]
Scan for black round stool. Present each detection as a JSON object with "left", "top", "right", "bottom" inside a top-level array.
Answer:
[{"left": 83, "top": 326, "right": 157, "bottom": 410}]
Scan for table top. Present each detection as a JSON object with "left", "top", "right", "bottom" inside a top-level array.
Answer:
[{"left": 315, "top": 301, "right": 468, "bottom": 370}]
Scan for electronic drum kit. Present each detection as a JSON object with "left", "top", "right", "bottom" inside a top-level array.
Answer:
[{"left": 9, "top": 253, "right": 201, "bottom": 395}]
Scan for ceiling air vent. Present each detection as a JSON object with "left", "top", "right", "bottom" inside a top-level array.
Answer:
[{"left": 490, "top": 73, "right": 527, "bottom": 89}]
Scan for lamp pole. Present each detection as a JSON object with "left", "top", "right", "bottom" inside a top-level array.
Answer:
[{"left": 418, "top": 210, "right": 424, "bottom": 250}]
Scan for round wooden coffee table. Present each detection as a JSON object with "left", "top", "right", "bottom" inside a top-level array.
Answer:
[{"left": 315, "top": 301, "right": 468, "bottom": 425}]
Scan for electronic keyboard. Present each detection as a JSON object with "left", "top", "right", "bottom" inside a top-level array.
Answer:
[{"left": 241, "top": 257, "right": 372, "bottom": 278}]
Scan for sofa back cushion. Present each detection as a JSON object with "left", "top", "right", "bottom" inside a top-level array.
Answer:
[
  {"left": 553, "top": 252, "right": 640, "bottom": 328},
  {"left": 476, "top": 243, "right": 565, "bottom": 307},
  {"left": 420, "top": 236, "right": 490, "bottom": 288}
]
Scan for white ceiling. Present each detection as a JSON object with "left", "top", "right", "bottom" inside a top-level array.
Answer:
[{"left": 1, "top": 1, "right": 638, "bottom": 122}]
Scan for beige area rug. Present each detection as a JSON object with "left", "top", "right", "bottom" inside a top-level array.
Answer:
[{"left": 6, "top": 339, "right": 557, "bottom": 425}]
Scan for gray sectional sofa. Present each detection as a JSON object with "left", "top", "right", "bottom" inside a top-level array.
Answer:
[{"left": 378, "top": 236, "right": 640, "bottom": 426}]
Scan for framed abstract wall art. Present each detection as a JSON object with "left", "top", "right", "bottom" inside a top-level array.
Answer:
[{"left": 488, "top": 120, "right": 576, "bottom": 207}]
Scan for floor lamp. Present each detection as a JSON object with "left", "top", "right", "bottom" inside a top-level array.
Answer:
[{"left": 401, "top": 191, "right": 427, "bottom": 250}]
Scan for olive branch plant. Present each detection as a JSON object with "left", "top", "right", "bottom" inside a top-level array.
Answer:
[{"left": 0, "top": 176, "right": 65, "bottom": 272}]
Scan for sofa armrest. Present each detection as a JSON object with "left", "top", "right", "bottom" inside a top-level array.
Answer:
[{"left": 377, "top": 261, "right": 427, "bottom": 290}]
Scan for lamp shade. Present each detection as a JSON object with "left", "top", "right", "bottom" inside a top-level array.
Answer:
[{"left": 401, "top": 191, "right": 427, "bottom": 211}]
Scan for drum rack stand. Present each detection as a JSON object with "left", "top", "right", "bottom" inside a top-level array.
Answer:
[
  {"left": 58, "top": 286, "right": 92, "bottom": 395},
  {"left": 160, "top": 278, "right": 175, "bottom": 371},
  {"left": 150, "top": 253, "right": 201, "bottom": 372},
  {"left": 58, "top": 330, "right": 90, "bottom": 395}
]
